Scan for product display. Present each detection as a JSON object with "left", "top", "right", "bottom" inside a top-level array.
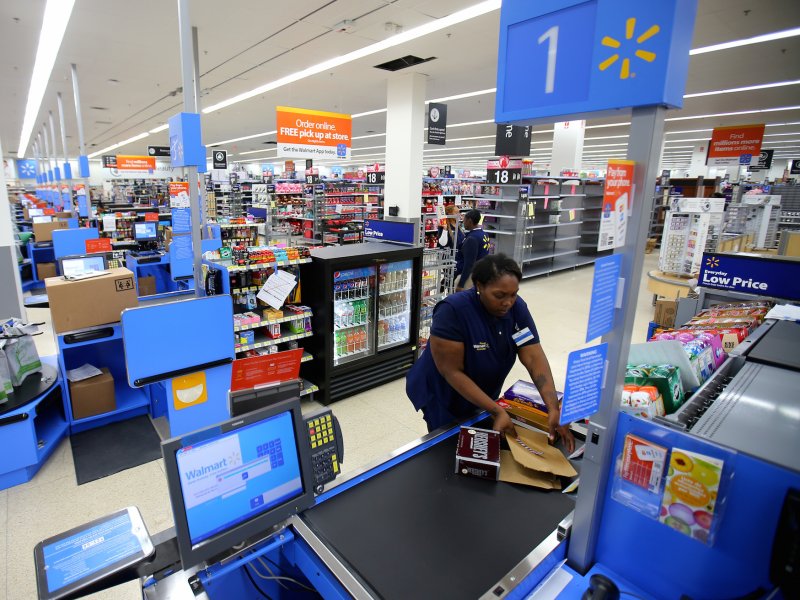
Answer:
[{"left": 620, "top": 434, "right": 668, "bottom": 494}]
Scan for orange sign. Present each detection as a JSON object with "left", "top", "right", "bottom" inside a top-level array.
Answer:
[
  {"left": 230, "top": 349, "right": 303, "bottom": 392},
  {"left": 145, "top": 212, "right": 160, "bottom": 222},
  {"left": 85, "top": 238, "right": 112, "bottom": 254},
  {"left": 43, "top": 208, "right": 55, "bottom": 216},
  {"left": 116, "top": 155, "right": 156, "bottom": 171},
  {"left": 599, "top": 160, "right": 635, "bottom": 251},
  {"left": 276, "top": 106, "right": 351, "bottom": 160},
  {"left": 706, "top": 124, "right": 765, "bottom": 167}
]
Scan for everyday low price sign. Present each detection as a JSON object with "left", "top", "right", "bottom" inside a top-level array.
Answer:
[
  {"left": 276, "top": 106, "right": 352, "bottom": 160},
  {"left": 698, "top": 253, "right": 800, "bottom": 301}
]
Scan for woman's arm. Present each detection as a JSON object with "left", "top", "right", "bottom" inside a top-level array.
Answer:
[
  {"left": 518, "top": 343, "right": 575, "bottom": 453},
  {"left": 429, "top": 335, "right": 516, "bottom": 435}
]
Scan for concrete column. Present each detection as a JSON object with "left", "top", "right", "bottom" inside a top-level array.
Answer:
[
  {"left": 0, "top": 136, "right": 26, "bottom": 319},
  {"left": 384, "top": 71, "right": 426, "bottom": 220},
  {"left": 550, "top": 120, "right": 585, "bottom": 176}
]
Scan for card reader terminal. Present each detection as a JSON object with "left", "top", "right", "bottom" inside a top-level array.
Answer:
[{"left": 303, "top": 408, "right": 344, "bottom": 492}]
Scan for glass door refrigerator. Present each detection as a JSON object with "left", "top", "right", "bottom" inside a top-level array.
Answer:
[{"left": 304, "top": 243, "right": 423, "bottom": 405}]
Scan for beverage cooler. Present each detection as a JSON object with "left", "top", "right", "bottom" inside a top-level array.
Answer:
[{"left": 304, "top": 243, "right": 423, "bottom": 404}]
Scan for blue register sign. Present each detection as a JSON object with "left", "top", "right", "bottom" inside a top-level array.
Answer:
[
  {"left": 698, "top": 252, "right": 800, "bottom": 301},
  {"left": 363, "top": 219, "right": 417, "bottom": 246},
  {"left": 496, "top": 0, "right": 697, "bottom": 124}
]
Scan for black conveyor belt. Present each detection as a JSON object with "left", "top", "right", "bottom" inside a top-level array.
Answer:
[
  {"left": 301, "top": 421, "right": 577, "bottom": 599},
  {"left": 746, "top": 320, "right": 800, "bottom": 371}
]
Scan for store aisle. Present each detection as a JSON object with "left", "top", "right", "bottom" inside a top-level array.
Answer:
[{"left": 1, "top": 254, "right": 659, "bottom": 600}]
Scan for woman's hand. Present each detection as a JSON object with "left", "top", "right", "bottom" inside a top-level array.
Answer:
[
  {"left": 548, "top": 411, "right": 575, "bottom": 454},
  {"left": 492, "top": 408, "right": 517, "bottom": 437}
]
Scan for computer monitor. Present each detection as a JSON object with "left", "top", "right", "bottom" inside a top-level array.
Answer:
[
  {"left": 133, "top": 222, "right": 157, "bottom": 242},
  {"left": 59, "top": 254, "right": 108, "bottom": 278},
  {"left": 162, "top": 399, "right": 315, "bottom": 568},
  {"left": 28, "top": 208, "right": 44, "bottom": 217}
]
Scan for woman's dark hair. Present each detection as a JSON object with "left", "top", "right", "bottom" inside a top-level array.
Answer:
[
  {"left": 471, "top": 253, "right": 522, "bottom": 285},
  {"left": 464, "top": 209, "right": 482, "bottom": 225}
]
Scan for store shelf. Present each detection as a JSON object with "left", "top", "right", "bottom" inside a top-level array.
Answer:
[
  {"left": 334, "top": 320, "right": 371, "bottom": 331},
  {"left": 334, "top": 347, "right": 371, "bottom": 366},
  {"left": 235, "top": 328, "right": 313, "bottom": 353},
  {"left": 378, "top": 337, "right": 411, "bottom": 351},
  {"left": 522, "top": 251, "right": 556, "bottom": 264},
  {"left": 484, "top": 229, "right": 515, "bottom": 236},
  {"left": 71, "top": 384, "right": 149, "bottom": 428},
  {"left": 301, "top": 352, "right": 314, "bottom": 363},
  {"left": 222, "top": 257, "right": 312, "bottom": 273},
  {"left": 380, "top": 285, "right": 411, "bottom": 296},
  {"left": 300, "top": 378, "right": 318, "bottom": 397},
  {"left": 233, "top": 311, "right": 313, "bottom": 332}
]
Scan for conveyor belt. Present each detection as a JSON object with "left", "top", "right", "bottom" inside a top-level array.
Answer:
[
  {"left": 745, "top": 320, "right": 800, "bottom": 371},
  {"left": 301, "top": 421, "right": 577, "bottom": 599}
]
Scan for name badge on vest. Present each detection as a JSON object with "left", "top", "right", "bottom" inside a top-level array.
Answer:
[{"left": 512, "top": 327, "right": 533, "bottom": 347}]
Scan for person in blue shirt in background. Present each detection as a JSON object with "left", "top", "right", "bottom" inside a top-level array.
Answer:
[
  {"left": 455, "top": 209, "right": 490, "bottom": 291},
  {"left": 406, "top": 254, "right": 574, "bottom": 453}
]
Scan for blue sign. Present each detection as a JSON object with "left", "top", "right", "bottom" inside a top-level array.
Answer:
[
  {"left": 699, "top": 253, "right": 800, "bottom": 301},
  {"left": 172, "top": 207, "right": 192, "bottom": 234},
  {"left": 496, "top": 0, "right": 697, "bottom": 124},
  {"left": 363, "top": 219, "right": 417, "bottom": 245},
  {"left": 78, "top": 155, "right": 90, "bottom": 178},
  {"left": 168, "top": 112, "right": 206, "bottom": 168},
  {"left": 561, "top": 343, "right": 608, "bottom": 425},
  {"left": 170, "top": 234, "right": 194, "bottom": 279},
  {"left": 586, "top": 254, "right": 622, "bottom": 342},
  {"left": 63, "top": 163, "right": 72, "bottom": 179},
  {"left": 16, "top": 159, "right": 37, "bottom": 179}
]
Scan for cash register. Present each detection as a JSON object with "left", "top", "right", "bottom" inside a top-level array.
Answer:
[{"left": 129, "top": 222, "right": 162, "bottom": 262}]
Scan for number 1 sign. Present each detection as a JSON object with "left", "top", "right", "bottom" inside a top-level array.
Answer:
[{"left": 495, "top": 0, "right": 697, "bottom": 125}]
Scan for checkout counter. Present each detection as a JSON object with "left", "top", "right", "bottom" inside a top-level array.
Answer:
[{"left": 33, "top": 320, "right": 800, "bottom": 600}]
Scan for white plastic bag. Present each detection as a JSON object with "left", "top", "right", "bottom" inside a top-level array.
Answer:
[
  {"left": 1, "top": 320, "right": 42, "bottom": 386},
  {"left": 0, "top": 345, "right": 12, "bottom": 402}
]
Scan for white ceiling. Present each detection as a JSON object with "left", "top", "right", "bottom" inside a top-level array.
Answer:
[{"left": 1, "top": 0, "right": 799, "bottom": 170}]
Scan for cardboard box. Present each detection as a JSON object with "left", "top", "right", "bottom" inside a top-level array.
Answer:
[
  {"left": 45, "top": 267, "right": 139, "bottom": 333},
  {"left": 455, "top": 426, "right": 501, "bottom": 480},
  {"left": 56, "top": 212, "right": 73, "bottom": 219},
  {"left": 36, "top": 262, "right": 57, "bottom": 280},
  {"left": 69, "top": 368, "right": 116, "bottom": 420},
  {"left": 654, "top": 299, "right": 678, "bottom": 328},
  {"left": 33, "top": 220, "right": 69, "bottom": 242},
  {"left": 138, "top": 275, "right": 156, "bottom": 297}
]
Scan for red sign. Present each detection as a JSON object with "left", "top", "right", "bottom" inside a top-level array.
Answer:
[
  {"left": 43, "top": 208, "right": 55, "bottom": 216},
  {"left": 230, "top": 349, "right": 303, "bottom": 392},
  {"left": 706, "top": 124, "right": 765, "bottom": 167},
  {"left": 599, "top": 160, "right": 635, "bottom": 251},
  {"left": 145, "top": 212, "right": 160, "bottom": 222},
  {"left": 85, "top": 238, "right": 112, "bottom": 254},
  {"left": 116, "top": 155, "right": 157, "bottom": 171}
]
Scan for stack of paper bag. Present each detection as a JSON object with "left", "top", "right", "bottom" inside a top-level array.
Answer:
[{"left": 499, "top": 427, "right": 577, "bottom": 490}]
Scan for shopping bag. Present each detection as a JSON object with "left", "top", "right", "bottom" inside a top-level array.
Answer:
[
  {"left": 0, "top": 346, "right": 13, "bottom": 403},
  {"left": 1, "top": 319, "right": 42, "bottom": 386}
]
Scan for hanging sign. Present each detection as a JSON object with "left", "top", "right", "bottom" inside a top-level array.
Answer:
[
  {"left": 706, "top": 124, "right": 765, "bottom": 167},
  {"left": 426, "top": 103, "right": 448, "bottom": 145},
  {"left": 366, "top": 163, "right": 385, "bottom": 184},
  {"left": 212, "top": 150, "right": 227, "bottom": 170},
  {"left": 101, "top": 155, "right": 118, "bottom": 168},
  {"left": 276, "top": 106, "right": 352, "bottom": 160},
  {"left": 147, "top": 146, "right": 171, "bottom": 157},
  {"left": 305, "top": 168, "right": 320, "bottom": 184},
  {"left": 698, "top": 253, "right": 800, "bottom": 301},
  {"left": 495, "top": 0, "right": 697, "bottom": 125},
  {"left": 749, "top": 149, "right": 773, "bottom": 172},
  {"left": 598, "top": 160, "right": 635, "bottom": 251},
  {"left": 116, "top": 155, "right": 156, "bottom": 171},
  {"left": 790, "top": 159, "right": 800, "bottom": 175},
  {"left": 487, "top": 157, "right": 523, "bottom": 185},
  {"left": 495, "top": 124, "right": 532, "bottom": 157}
]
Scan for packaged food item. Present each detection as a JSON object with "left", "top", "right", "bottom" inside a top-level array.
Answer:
[
  {"left": 502, "top": 380, "right": 564, "bottom": 413},
  {"left": 626, "top": 364, "right": 685, "bottom": 414},
  {"left": 659, "top": 449, "right": 724, "bottom": 545},
  {"left": 620, "top": 434, "right": 668, "bottom": 493},
  {"left": 455, "top": 426, "right": 501, "bottom": 481},
  {"left": 620, "top": 384, "right": 665, "bottom": 419}
]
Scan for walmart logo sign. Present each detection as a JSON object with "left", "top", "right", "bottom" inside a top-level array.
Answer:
[
  {"left": 599, "top": 18, "right": 660, "bottom": 80},
  {"left": 705, "top": 256, "right": 720, "bottom": 268}
]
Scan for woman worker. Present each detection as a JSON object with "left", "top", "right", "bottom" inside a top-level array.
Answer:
[
  {"left": 436, "top": 204, "right": 463, "bottom": 250},
  {"left": 406, "top": 254, "right": 574, "bottom": 453}
]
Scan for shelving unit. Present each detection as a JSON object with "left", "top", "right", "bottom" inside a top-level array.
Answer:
[
  {"left": 471, "top": 176, "right": 609, "bottom": 278},
  {"left": 109, "top": 179, "right": 170, "bottom": 206},
  {"left": 202, "top": 252, "right": 318, "bottom": 399},
  {"left": 419, "top": 178, "right": 482, "bottom": 248},
  {"left": 319, "top": 181, "right": 384, "bottom": 246},
  {"left": 218, "top": 222, "right": 260, "bottom": 248}
]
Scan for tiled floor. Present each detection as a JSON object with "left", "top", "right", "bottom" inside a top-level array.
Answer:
[{"left": 0, "top": 253, "right": 659, "bottom": 600}]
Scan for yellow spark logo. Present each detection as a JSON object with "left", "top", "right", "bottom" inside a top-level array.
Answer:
[
  {"left": 706, "top": 256, "right": 720, "bottom": 268},
  {"left": 599, "top": 17, "right": 660, "bottom": 79}
]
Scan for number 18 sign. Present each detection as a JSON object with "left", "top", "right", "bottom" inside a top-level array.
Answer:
[{"left": 495, "top": 0, "right": 697, "bottom": 125}]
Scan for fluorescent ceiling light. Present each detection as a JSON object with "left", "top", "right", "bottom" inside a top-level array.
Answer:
[
  {"left": 88, "top": 131, "right": 149, "bottom": 159},
  {"left": 17, "top": 0, "right": 77, "bottom": 157},
  {"left": 351, "top": 145, "right": 386, "bottom": 151},
  {"left": 583, "top": 142, "right": 629, "bottom": 148},
  {"left": 208, "top": 130, "right": 277, "bottom": 147},
  {"left": 664, "top": 138, "right": 710, "bottom": 143},
  {"left": 149, "top": 124, "right": 169, "bottom": 134},
  {"left": 690, "top": 27, "right": 800, "bottom": 56},
  {"left": 446, "top": 119, "right": 495, "bottom": 129},
  {"left": 684, "top": 79, "right": 800, "bottom": 99},
  {"left": 761, "top": 139, "right": 800, "bottom": 144},
  {"left": 666, "top": 105, "right": 800, "bottom": 122},
  {"left": 203, "top": 0, "right": 501, "bottom": 113},
  {"left": 352, "top": 133, "right": 386, "bottom": 140},
  {"left": 585, "top": 122, "right": 631, "bottom": 130},
  {"left": 424, "top": 144, "right": 495, "bottom": 153},
  {"left": 665, "top": 128, "right": 712, "bottom": 135},
  {"left": 445, "top": 135, "right": 496, "bottom": 143},
  {"left": 585, "top": 135, "right": 630, "bottom": 141},
  {"left": 352, "top": 108, "right": 387, "bottom": 119},
  {"left": 426, "top": 88, "right": 496, "bottom": 104},
  {"left": 765, "top": 132, "right": 800, "bottom": 137}
]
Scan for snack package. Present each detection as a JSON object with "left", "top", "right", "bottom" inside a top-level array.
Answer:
[
  {"left": 626, "top": 364, "right": 685, "bottom": 414},
  {"left": 620, "top": 385, "right": 665, "bottom": 419},
  {"left": 659, "top": 449, "right": 724, "bottom": 545}
]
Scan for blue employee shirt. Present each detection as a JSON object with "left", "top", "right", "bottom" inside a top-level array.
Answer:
[
  {"left": 455, "top": 228, "right": 490, "bottom": 286},
  {"left": 406, "top": 289, "right": 540, "bottom": 424}
]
